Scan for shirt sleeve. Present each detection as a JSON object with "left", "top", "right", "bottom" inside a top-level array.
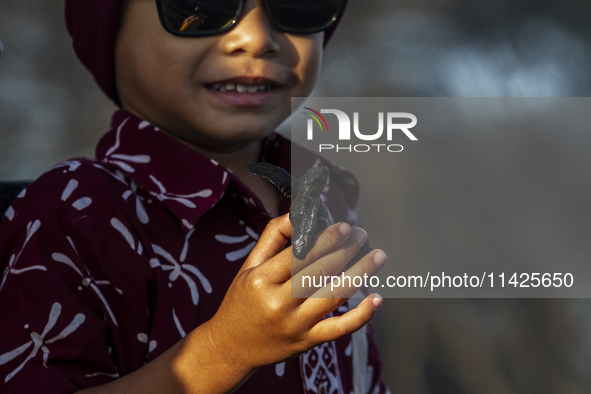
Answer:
[{"left": 0, "top": 163, "right": 152, "bottom": 393}]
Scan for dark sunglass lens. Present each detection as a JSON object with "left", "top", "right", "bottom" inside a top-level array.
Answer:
[
  {"left": 267, "top": 0, "right": 343, "bottom": 33},
  {"left": 158, "top": 0, "right": 242, "bottom": 35}
]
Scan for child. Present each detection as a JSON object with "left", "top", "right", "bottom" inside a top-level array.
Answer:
[{"left": 0, "top": 0, "right": 388, "bottom": 392}]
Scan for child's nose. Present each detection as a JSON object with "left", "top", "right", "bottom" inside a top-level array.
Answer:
[{"left": 220, "top": 0, "right": 280, "bottom": 57}]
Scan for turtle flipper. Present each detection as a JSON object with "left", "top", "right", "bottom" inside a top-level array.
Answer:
[
  {"left": 292, "top": 198, "right": 321, "bottom": 259},
  {"left": 247, "top": 162, "right": 299, "bottom": 197},
  {"left": 316, "top": 204, "right": 334, "bottom": 232}
]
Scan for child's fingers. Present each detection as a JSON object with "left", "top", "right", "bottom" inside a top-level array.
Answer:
[
  {"left": 297, "top": 249, "right": 387, "bottom": 316},
  {"left": 290, "top": 230, "right": 372, "bottom": 299},
  {"left": 259, "top": 222, "right": 361, "bottom": 285},
  {"left": 290, "top": 223, "right": 359, "bottom": 275},
  {"left": 310, "top": 249, "right": 387, "bottom": 300},
  {"left": 240, "top": 214, "right": 291, "bottom": 272},
  {"left": 308, "top": 294, "right": 383, "bottom": 344},
  {"left": 258, "top": 247, "right": 294, "bottom": 284}
]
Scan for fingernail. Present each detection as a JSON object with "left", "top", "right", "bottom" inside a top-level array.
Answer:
[
  {"left": 355, "top": 228, "right": 368, "bottom": 245},
  {"left": 372, "top": 295, "right": 383, "bottom": 310},
  {"left": 339, "top": 223, "right": 351, "bottom": 237},
  {"left": 373, "top": 250, "right": 387, "bottom": 268}
]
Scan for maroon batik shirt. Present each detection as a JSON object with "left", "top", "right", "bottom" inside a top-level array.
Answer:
[{"left": 0, "top": 110, "right": 388, "bottom": 393}]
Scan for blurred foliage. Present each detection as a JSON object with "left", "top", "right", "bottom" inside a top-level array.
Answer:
[{"left": 1, "top": 0, "right": 591, "bottom": 392}]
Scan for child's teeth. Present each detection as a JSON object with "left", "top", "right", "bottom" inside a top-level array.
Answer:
[{"left": 212, "top": 83, "right": 271, "bottom": 92}]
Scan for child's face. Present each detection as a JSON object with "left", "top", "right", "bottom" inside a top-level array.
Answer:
[{"left": 115, "top": 0, "right": 324, "bottom": 153}]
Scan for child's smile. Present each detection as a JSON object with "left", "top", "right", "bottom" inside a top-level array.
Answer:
[
  {"left": 205, "top": 76, "right": 281, "bottom": 107},
  {"left": 115, "top": 0, "right": 323, "bottom": 154}
]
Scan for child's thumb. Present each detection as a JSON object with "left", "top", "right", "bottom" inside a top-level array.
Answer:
[{"left": 239, "top": 214, "right": 292, "bottom": 271}]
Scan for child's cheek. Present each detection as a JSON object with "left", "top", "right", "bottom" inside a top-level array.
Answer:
[{"left": 291, "top": 34, "right": 324, "bottom": 95}]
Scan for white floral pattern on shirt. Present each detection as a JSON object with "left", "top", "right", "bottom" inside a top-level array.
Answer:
[{"left": 0, "top": 110, "right": 387, "bottom": 393}]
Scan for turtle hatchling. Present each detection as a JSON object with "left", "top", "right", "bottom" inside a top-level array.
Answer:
[{"left": 248, "top": 162, "right": 371, "bottom": 261}]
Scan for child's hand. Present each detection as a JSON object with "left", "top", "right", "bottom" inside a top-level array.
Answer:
[
  {"left": 77, "top": 215, "right": 386, "bottom": 393},
  {"left": 206, "top": 213, "right": 386, "bottom": 372}
]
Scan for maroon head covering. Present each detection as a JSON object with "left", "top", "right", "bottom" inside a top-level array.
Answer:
[
  {"left": 65, "top": 0, "right": 348, "bottom": 105},
  {"left": 65, "top": 0, "right": 123, "bottom": 105}
]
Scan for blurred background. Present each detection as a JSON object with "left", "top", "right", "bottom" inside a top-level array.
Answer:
[{"left": 2, "top": 0, "right": 591, "bottom": 392}]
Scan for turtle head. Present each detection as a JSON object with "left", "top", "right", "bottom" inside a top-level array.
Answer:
[{"left": 299, "top": 166, "right": 329, "bottom": 198}]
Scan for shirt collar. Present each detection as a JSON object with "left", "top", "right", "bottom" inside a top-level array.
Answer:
[
  {"left": 95, "top": 111, "right": 354, "bottom": 231},
  {"left": 96, "top": 110, "right": 240, "bottom": 230}
]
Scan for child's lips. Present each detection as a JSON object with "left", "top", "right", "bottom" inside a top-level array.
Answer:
[{"left": 205, "top": 77, "right": 282, "bottom": 106}]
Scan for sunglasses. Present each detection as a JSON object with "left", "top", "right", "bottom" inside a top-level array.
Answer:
[{"left": 155, "top": 0, "right": 346, "bottom": 37}]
